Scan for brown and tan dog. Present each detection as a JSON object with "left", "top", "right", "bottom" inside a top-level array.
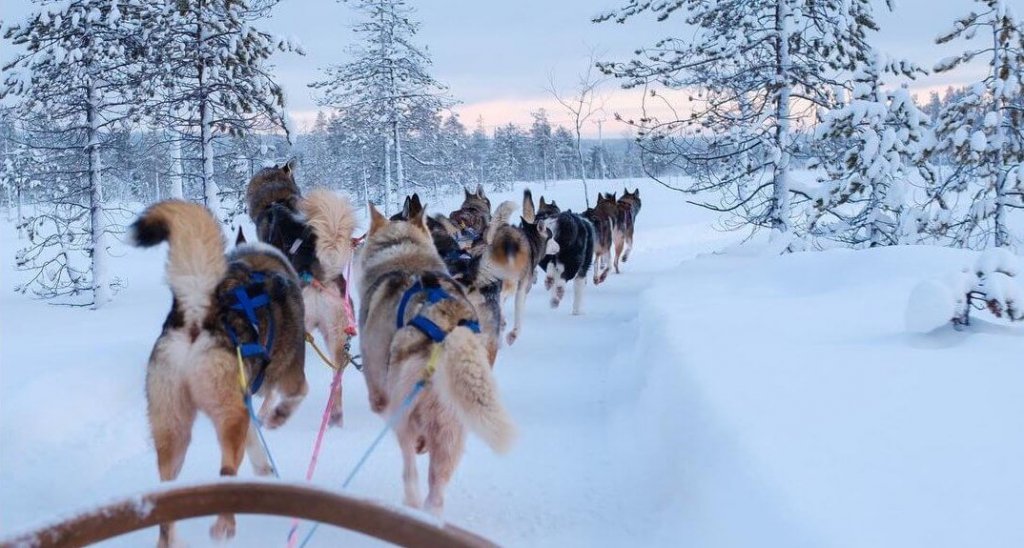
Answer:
[
  {"left": 448, "top": 184, "right": 492, "bottom": 240},
  {"left": 615, "top": 188, "right": 642, "bottom": 271},
  {"left": 131, "top": 200, "right": 307, "bottom": 546},
  {"left": 246, "top": 163, "right": 358, "bottom": 426},
  {"left": 584, "top": 192, "right": 620, "bottom": 285},
  {"left": 356, "top": 202, "right": 515, "bottom": 516}
]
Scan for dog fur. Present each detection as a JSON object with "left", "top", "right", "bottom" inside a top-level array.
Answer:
[
  {"left": 246, "top": 166, "right": 358, "bottom": 426},
  {"left": 615, "top": 188, "right": 642, "bottom": 271},
  {"left": 356, "top": 202, "right": 515, "bottom": 516},
  {"left": 584, "top": 192, "right": 619, "bottom": 285},
  {"left": 540, "top": 210, "right": 595, "bottom": 315},
  {"left": 448, "top": 184, "right": 492, "bottom": 238},
  {"left": 131, "top": 200, "right": 306, "bottom": 546}
]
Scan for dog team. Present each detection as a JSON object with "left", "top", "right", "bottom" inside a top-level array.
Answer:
[{"left": 130, "top": 159, "right": 641, "bottom": 546}]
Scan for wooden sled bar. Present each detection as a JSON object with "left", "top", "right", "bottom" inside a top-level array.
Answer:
[{"left": 2, "top": 481, "right": 497, "bottom": 548}]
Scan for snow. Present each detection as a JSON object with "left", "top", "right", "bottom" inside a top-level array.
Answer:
[
  {"left": 906, "top": 279, "right": 955, "bottom": 333},
  {"left": 2, "top": 178, "right": 1023, "bottom": 547}
]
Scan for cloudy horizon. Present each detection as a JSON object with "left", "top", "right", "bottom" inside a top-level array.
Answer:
[{"left": 2, "top": 0, "right": 988, "bottom": 137}]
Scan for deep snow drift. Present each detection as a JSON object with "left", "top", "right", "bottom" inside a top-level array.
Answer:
[{"left": 1, "top": 177, "right": 1021, "bottom": 547}]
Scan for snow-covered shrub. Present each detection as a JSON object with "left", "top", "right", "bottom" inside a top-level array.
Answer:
[{"left": 907, "top": 248, "right": 1023, "bottom": 332}]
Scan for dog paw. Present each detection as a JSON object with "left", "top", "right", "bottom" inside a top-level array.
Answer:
[
  {"left": 506, "top": 329, "right": 519, "bottom": 345},
  {"left": 210, "top": 515, "right": 236, "bottom": 541},
  {"left": 262, "top": 406, "right": 291, "bottom": 430},
  {"left": 544, "top": 277, "right": 554, "bottom": 290},
  {"left": 253, "top": 462, "right": 274, "bottom": 477},
  {"left": 329, "top": 409, "right": 344, "bottom": 428}
]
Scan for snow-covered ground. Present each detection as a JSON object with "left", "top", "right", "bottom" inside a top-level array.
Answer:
[{"left": 1, "top": 177, "right": 1022, "bottom": 547}]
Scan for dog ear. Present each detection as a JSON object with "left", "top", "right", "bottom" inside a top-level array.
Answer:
[
  {"left": 475, "top": 183, "right": 486, "bottom": 199},
  {"left": 539, "top": 196, "right": 547, "bottom": 208},
  {"left": 235, "top": 226, "right": 247, "bottom": 246},
  {"left": 282, "top": 158, "right": 297, "bottom": 175},
  {"left": 401, "top": 195, "right": 412, "bottom": 219},
  {"left": 464, "top": 187, "right": 472, "bottom": 200},
  {"left": 368, "top": 202, "right": 388, "bottom": 235},
  {"left": 409, "top": 193, "right": 424, "bottom": 218},
  {"left": 408, "top": 201, "right": 429, "bottom": 234}
]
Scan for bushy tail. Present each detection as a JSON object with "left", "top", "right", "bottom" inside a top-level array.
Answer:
[
  {"left": 299, "top": 189, "right": 357, "bottom": 280},
  {"left": 434, "top": 327, "right": 516, "bottom": 453},
  {"left": 130, "top": 200, "right": 227, "bottom": 321},
  {"left": 484, "top": 200, "right": 517, "bottom": 244}
]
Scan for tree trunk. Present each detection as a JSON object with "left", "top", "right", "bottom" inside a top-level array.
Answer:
[
  {"left": 169, "top": 138, "right": 184, "bottom": 199},
  {"left": 575, "top": 127, "right": 590, "bottom": 208},
  {"left": 200, "top": 99, "right": 217, "bottom": 214},
  {"left": 770, "top": 0, "right": 792, "bottom": 239},
  {"left": 383, "top": 137, "right": 393, "bottom": 215},
  {"left": 991, "top": 25, "right": 1008, "bottom": 248},
  {"left": 393, "top": 119, "right": 405, "bottom": 201},
  {"left": 87, "top": 81, "right": 110, "bottom": 309}
]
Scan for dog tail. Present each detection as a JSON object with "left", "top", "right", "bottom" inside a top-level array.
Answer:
[
  {"left": 484, "top": 200, "right": 517, "bottom": 244},
  {"left": 130, "top": 200, "right": 227, "bottom": 318},
  {"left": 434, "top": 326, "right": 516, "bottom": 454},
  {"left": 522, "top": 189, "right": 536, "bottom": 223},
  {"left": 299, "top": 189, "right": 357, "bottom": 280}
]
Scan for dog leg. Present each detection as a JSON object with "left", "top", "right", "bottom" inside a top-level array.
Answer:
[
  {"left": 398, "top": 424, "right": 422, "bottom": 509},
  {"left": 210, "top": 402, "right": 249, "bottom": 542},
  {"left": 506, "top": 280, "right": 529, "bottom": 345},
  {"left": 544, "top": 262, "right": 556, "bottom": 291},
  {"left": 622, "top": 233, "right": 633, "bottom": 263},
  {"left": 245, "top": 422, "right": 273, "bottom": 476},
  {"left": 613, "top": 231, "right": 624, "bottom": 274},
  {"left": 262, "top": 372, "right": 309, "bottom": 429},
  {"left": 150, "top": 379, "right": 195, "bottom": 548},
  {"left": 424, "top": 423, "right": 466, "bottom": 517},
  {"left": 325, "top": 322, "right": 350, "bottom": 428},
  {"left": 572, "top": 275, "right": 586, "bottom": 316}
]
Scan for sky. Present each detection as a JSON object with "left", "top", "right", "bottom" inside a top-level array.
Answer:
[{"left": 1, "top": 0, "right": 1000, "bottom": 137}]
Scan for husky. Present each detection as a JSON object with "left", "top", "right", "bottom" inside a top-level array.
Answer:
[
  {"left": 535, "top": 195, "right": 561, "bottom": 223},
  {"left": 356, "top": 202, "right": 516, "bottom": 516},
  {"left": 448, "top": 184, "right": 492, "bottom": 241},
  {"left": 584, "top": 192, "right": 619, "bottom": 285},
  {"left": 540, "top": 210, "right": 595, "bottom": 315},
  {"left": 499, "top": 189, "right": 552, "bottom": 345},
  {"left": 392, "top": 194, "right": 508, "bottom": 364},
  {"left": 615, "top": 188, "right": 642, "bottom": 271},
  {"left": 131, "top": 200, "right": 307, "bottom": 546},
  {"left": 246, "top": 162, "right": 358, "bottom": 426}
]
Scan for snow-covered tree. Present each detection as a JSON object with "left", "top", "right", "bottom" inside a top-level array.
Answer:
[
  {"left": 2, "top": 0, "right": 159, "bottom": 307},
  {"left": 310, "top": 0, "right": 452, "bottom": 215},
  {"left": 926, "top": 0, "right": 1024, "bottom": 249},
  {"left": 529, "top": 109, "right": 556, "bottom": 182},
  {"left": 810, "top": 54, "right": 932, "bottom": 247},
  {"left": 596, "top": 0, "right": 892, "bottom": 241},
  {"left": 147, "top": 0, "right": 300, "bottom": 218}
]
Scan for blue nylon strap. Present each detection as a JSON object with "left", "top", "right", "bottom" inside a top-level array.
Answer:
[
  {"left": 395, "top": 281, "right": 423, "bottom": 329},
  {"left": 223, "top": 271, "right": 275, "bottom": 395},
  {"left": 408, "top": 315, "right": 448, "bottom": 343},
  {"left": 458, "top": 319, "right": 482, "bottom": 334}
]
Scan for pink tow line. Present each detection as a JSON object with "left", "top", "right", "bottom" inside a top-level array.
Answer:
[{"left": 286, "top": 256, "right": 359, "bottom": 548}]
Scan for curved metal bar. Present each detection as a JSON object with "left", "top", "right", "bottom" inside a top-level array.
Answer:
[{"left": 1, "top": 481, "right": 497, "bottom": 548}]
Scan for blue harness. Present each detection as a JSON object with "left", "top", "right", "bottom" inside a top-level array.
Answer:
[
  {"left": 396, "top": 277, "right": 481, "bottom": 343},
  {"left": 223, "top": 271, "right": 275, "bottom": 394}
]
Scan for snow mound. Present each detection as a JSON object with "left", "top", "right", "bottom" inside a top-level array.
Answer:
[{"left": 905, "top": 279, "right": 954, "bottom": 333}]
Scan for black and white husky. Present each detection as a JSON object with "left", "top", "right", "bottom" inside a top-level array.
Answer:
[{"left": 539, "top": 210, "right": 595, "bottom": 315}]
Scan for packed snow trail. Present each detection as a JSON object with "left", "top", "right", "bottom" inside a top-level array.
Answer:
[{"left": 4, "top": 178, "right": 1023, "bottom": 547}]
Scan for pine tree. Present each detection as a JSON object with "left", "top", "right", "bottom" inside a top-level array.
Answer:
[
  {"left": 811, "top": 54, "right": 933, "bottom": 247},
  {"left": 148, "top": 0, "right": 299, "bottom": 218},
  {"left": 596, "top": 0, "right": 891, "bottom": 242},
  {"left": 926, "top": 0, "right": 1024, "bottom": 249},
  {"left": 310, "top": 0, "right": 452, "bottom": 215},
  {"left": 2, "top": 0, "right": 159, "bottom": 307}
]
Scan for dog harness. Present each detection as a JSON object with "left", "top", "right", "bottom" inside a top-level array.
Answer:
[
  {"left": 395, "top": 277, "right": 481, "bottom": 343},
  {"left": 223, "top": 271, "right": 275, "bottom": 394}
]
